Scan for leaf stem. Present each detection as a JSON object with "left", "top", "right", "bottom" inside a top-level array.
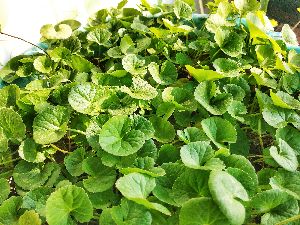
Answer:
[
  {"left": 292, "top": 20, "right": 300, "bottom": 31},
  {"left": 49, "top": 144, "right": 69, "bottom": 154},
  {"left": 0, "top": 32, "right": 50, "bottom": 57},
  {"left": 0, "top": 158, "right": 20, "bottom": 166},
  {"left": 210, "top": 48, "right": 221, "bottom": 61},
  {"left": 276, "top": 214, "right": 300, "bottom": 225},
  {"left": 258, "top": 118, "right": 264, "bottom": 150},
  {"left": 67, "top": 128, "right": 86, "bottom": 135}
]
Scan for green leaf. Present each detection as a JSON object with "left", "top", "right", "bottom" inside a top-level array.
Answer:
[
  {"left": 87, "top": 28, "right": 112, "bottom": 47},
  {"left": 157, "top": 144, "right": 180, "bottom": 164},
  {"left": 234, "top": 0, "right": 260, "bottom": 13},
  {"left": 180, "top": 141, "right": 214, "bottom": 169},
  {"left": 120, "top": 77, "right": 158, "bottom": 100},
  {"left": 33, "top": 56, "right": 53, "bottom": 73},
  {"left": 33, "top": 106, "right": 70, "bottom": 145},
  {"left": 201, "top": 117, "right": 237, "bottom": 148},
  {"left": 70, "top": 55, "right": 94, "bottom": 72},
  {"left": 46, "top": 185, "right": 93, "bottom": 225},
  {"left": 270, "top": 139, "right": 298, "bottom": 172},
  {"left": 64, "top": 148, "right": 85, "bottom": 176},
  {"left": 120, "top": 34, "right": 135, "bottom": 54},
  {"left": 122, "top": 54, "right": 147, "bottom": 76},
  {"left": 49, "top": 47, "right": 71, "bottom": 62},
  {"left": 282, "top": 24, "right": 298, "bottom": 46},
  {"left": 18, "top": 210, "right": 41, "bottom": 225},
  {"left": 215, "top": 29, "right": 245, "bottom": 57},
  {"left": 270, "top": 169, "right": 300, "bottom": 200},
  {"left": 162, "top": 19, "right": 193, "bottom": 33},
  {"left": 0, "top": 128, "right": 8, "bottom": 152},
  {"left": 0, "top": 196, "right": 22, "bottom": 225},
  {"left": 250, "top": 189, "right": 290, "bottom": 214},
  {"left": 18, "top": 138, "right": 46, "bottom": 163},
  {"left": 262, "top": 105, "right": 300, "bottom": 129},
  {"left": 261, "top": 198, "right": 299, "bottom": 225},
  {"left": 194, "top": 81, "right": 233, "bottom": 115},
  {"left": 150, "top": 116, "right": 175, "bottom": 143},
  {"left": 270, "top": 90, "right": 300, "bottom": 110},
  {"left": 68, "top": 83, "right": 112, "bottom": 115},
  {"left": 276, "top": 125, "right": 300, "bottom": 154},
  {"left": 111, "top": 199, "right": 152, "bottom": 225},
  {"left": 116, "top": 173, "right": 171, "bottom": 215},
  {"left": 13, "top": 161, "right": 60, "bottom": 190},
  {"left": 99, "top": 115, "right": 147, "bottom": 156},
  {"left": 174, "top": 0, "right": 193, "bottom": 20},
  {"left": 0, "top": 178, "right": 10, "bottom": 204},
  {"left": 223, "top": 154, "right": 258, "bottom": 196},
  {"left": 172, "top": 169, "right": 211, "bottom": 204},
  {"left": 22, "top": 187, "right": 52, "bottom": 217},
  {"left": 175, "top": 53, "right": 192, "bottom": 66},
  {"left": 209, "top": 170, "right": 249, "bottom": 225},
  {"left": 179, "top": 197, "right": 230, "bottom": 225},
  {"left": 148, "top": 61, "right": 178, "bottom": 85},
  {"left": 40, "top": 24, "right": 72, "bottom": 39},
  {"left": 186, "top": 65, "right": 224, "bottom": 82},
  {"left": 0, "top": 108, "right": 25, "bottom": 143},
  {"left": 116, "top": 173, "right": 155, "bottom": 199},
  {"left": 82, "top": 157, "right": 116, "bottom": 193},
  {"left": 213, "top": 58, "right": 240, "bottom": 76},
  {"left": 177, "top": 127, "right": 209, "bottom": 144}
]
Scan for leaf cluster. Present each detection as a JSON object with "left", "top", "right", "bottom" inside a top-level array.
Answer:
[{"left": 0, "top": 0, "right": 300, "bottom": 224}]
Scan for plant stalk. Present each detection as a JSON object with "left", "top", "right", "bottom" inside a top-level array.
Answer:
[
  {"left": 49, "top": 144, "right": 69, "bottom": 154},
  {"left": 276, "top": 214, "right": 300, "bottom": 225}
]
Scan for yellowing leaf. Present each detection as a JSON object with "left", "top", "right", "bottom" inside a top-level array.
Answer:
[{"left": 185, "top": 65, "right": 224, "bottom": 82}]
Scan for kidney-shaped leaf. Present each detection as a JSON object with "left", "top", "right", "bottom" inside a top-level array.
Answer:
[
  {"left": 250, "top": 189, "right": 289, "bottom": 214},
  {"left": 40, "top": 24, "right": 72, "bottom": 40},
  {"left": 179, "top": 197, "right": 231, "bottom": 225},
  {"left": 201, "top": 117, "right": 237, "bottom": 148},
  {"left": 276, "top": 125, "right": 300, "bottom": 154},
  {"left": 116, "top": 173, "right": 171, "bottom": 215},
  {"left": 180, "top": 141, "right": 214, "bottom": 169},
  {"left": 68, "top": 83, "right": 112, "bottom": 115},
  {"left": 45, "top": 185, "right": 93, "bottom": 225},
  {"left": 0, "top": 196, "right": 22, "bottom": 225},
  {"left": 270, "top": 169, "right": 300, "bottom": 200},
  {"left": 116, "top": 173, "right": 156, "bottom": 199},
  {"left": 33, "top": 106, "right": 70, "bottom": 145},
  {"left": 0, "top": 108, "right": 25, "bottom": 143},
  {"left": 18, "top": 210, "right": 42, "bottom": 225},
  {"left": 270, "top": 139, "right": 298, "bottom": 172},
  {"left": 99, "top": 115, "right": 146, "bottom": 156},
  {"left": 209, "top": 170, "right": 249, "bottom": 225}
]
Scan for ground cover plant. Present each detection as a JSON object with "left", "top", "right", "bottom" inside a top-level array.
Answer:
[{"left": 0, "top": 0, "right": 300, "bottom": 224}]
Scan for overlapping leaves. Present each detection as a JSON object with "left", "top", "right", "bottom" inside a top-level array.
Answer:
[{"left": 0, "top": 0, "right": 299, "bottom": 224}]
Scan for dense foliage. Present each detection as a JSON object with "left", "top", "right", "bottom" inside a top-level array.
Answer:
[{"left": 0, "top": 0, "right": 300, "bottom": 224}]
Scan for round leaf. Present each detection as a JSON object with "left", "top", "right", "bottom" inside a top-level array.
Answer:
[
  {"left": 46, "top": 185, "right": 93, "bottom": 225},
  {"left": 150, "top": 116, "right": 175, "bottom": 143},
  {"left": 18, "top": 210, "right": 41, "bottom": 225},
  {"left": 180, "top": 141, "right": 214, "bottom": 169},
  {"left": 99, "top": 115, "right": 146, "bottom": 156},
  {"left": 40, "top": 24, "right": 72, "bottom": 39},
  {"left": 0, "top": 108, "right": 25, "bottom": 143},
  {"left": 33, "top": 106, "right": 70, "bottom": 145},
  {"left": 68, "top": 83, "right": 112, "bottom": 115},
  {"left": 179, "top": 197, "right": 230, "bottom": 225},
  {"left": 116, "top": 173, "right": 156, "bottom": 199},
  {"left": 270, "top": 139, "right": 298, "bottom": 172},
  {"left": 201, "top": 117, "right": 237, "bottom": 147}
]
